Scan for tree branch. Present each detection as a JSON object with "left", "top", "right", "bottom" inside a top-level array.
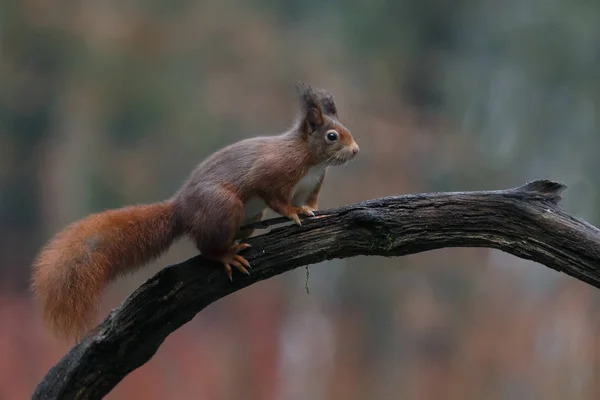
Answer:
[{"left": 32, "top": 180, "right": 600, "bottom": 400}]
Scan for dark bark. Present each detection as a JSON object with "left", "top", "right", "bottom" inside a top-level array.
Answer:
[{"left": 32, "top": 180, "right": 600, "bottom": 400}]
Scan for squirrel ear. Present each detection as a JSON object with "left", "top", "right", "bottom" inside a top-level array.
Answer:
[
  {"left": 316, "top": 90, "right": 337, "bottom": 117},
  {"left": 305, "top": 107, "right": 324, "bottom": 133},
  {"left": 296, "top": 81, "right": 324, "bottom": 134}
]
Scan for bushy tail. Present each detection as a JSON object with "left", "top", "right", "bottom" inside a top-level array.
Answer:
[{"left": 31, "top": 201, "right": 178, "bottom": 341}]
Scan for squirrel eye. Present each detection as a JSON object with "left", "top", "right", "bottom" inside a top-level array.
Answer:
[{"left": 326, "top": 130, "right": 338, "bottom": 142}]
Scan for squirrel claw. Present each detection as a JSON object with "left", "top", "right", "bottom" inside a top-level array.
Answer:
[
  {"left": 233, "top": 243, "right": 251, "bottom": 252},
  {"left": 223, "top": 264, "right": 233, "bottom": 281},
  {"left": 299, "top": 206, "right": 316, "bottom": 217},
  {"left": 213, "top": 243, "right": 252, "bottom": 281},
  {"left": 234, "top": 254, "right": 251, "bottom": 269},
  {"left": 288, "top": 207, "right": 315, "bottom": 225},
  {"left": 289, "top": 213, "right": 302, "bottom": 226},
  {"left": 230, "top": 257, "right": 251, "bottom": 275}
]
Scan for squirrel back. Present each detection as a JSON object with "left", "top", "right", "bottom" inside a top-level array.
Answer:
[{"left": 31, "top": 201, "right": 177, "bottom": 340}]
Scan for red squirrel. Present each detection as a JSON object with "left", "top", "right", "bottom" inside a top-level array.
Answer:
[{"left": 31, "top": 82, "right": 359, "bottom": 341}]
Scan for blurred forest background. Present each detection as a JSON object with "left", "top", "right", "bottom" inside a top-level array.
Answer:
[{"left": 1, "top": 0, "right": 600, "bottom": 399}]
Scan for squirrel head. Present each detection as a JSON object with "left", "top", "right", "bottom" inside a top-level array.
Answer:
[{"left": 295, "top": 81, "right": 360, "bottom": 166}]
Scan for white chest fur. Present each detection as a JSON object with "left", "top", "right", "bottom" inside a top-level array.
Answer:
[
  {"left": 291, "top": 165, "right": 326, "bottom": 205},
  {"left": 243, "top": 165, "right": 326, "bottom": 220}
]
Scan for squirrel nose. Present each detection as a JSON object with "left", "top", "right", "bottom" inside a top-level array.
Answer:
[{"left": 352, "top": 144, "right": 360, "bottom": 155}]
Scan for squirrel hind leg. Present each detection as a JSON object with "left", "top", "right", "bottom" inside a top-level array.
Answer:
[{"left": 190, "top": 189, "right": 251, "bottom": 280}]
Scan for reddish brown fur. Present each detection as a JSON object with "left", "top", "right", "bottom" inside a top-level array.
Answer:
[
  {"left": 31, "top": 202, "right": 177, "bottom": 341},
  {"left": 30, "top": 82, "right": 359, "bottom": 341}
]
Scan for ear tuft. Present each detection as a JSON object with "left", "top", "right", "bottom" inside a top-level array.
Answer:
[
  {"left": 315, "top": 90, "right": 337, "bottom": 117},
  {"left": 296, "top": 81, "right": 317, "bottom": 110},
  {"left": 296, "top": 81, "right": 324, "bottom": 133}
]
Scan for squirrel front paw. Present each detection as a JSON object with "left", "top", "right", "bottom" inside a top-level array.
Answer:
[
  {"left": 299, "top": 205, "right": 316, "bottom": 217},
  {"left": 288, "top": 206, "right": 317, "bottom": 226}
]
